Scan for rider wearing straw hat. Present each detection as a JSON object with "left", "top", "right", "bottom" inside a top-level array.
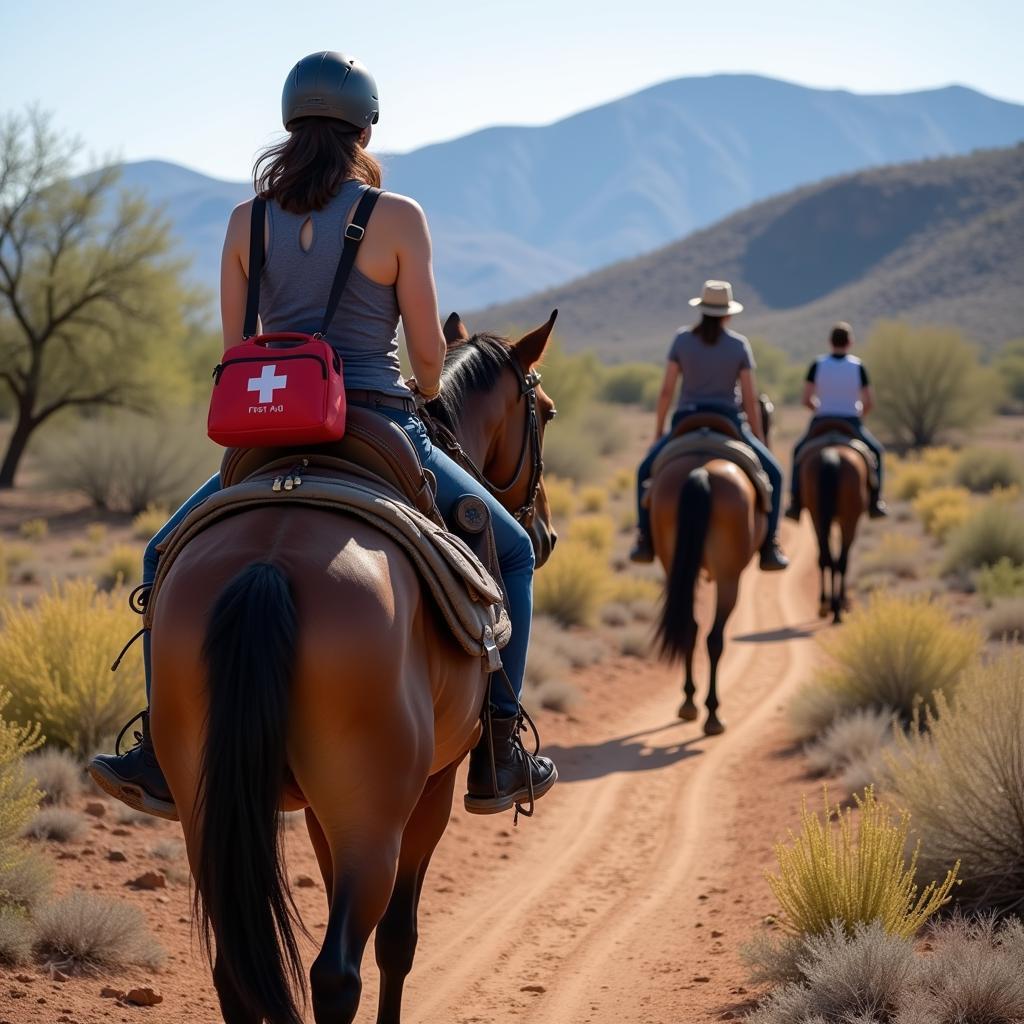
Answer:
[{"left": 630, "top": 280, "right": 789, "bottom": 571}]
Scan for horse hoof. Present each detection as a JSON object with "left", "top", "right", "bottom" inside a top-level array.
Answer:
[
  {"left": 678, "top": 701, "right": 699, "bottom": 721},
  {"left": 818, "top": 605, "right": 830, "bottom": 619},
  {"left": 703, "top": 717, "right": 725, "bottom": 736}
]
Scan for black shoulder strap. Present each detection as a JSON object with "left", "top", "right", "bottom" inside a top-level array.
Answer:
[
  {"left": 319, "top": 186, "right": 383, "bottom": 337},
  {"left": 242, "top": 197, "right": 267, "bottom": 339}
]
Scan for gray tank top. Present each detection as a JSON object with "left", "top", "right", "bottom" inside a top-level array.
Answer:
[{"left": 259, "top": 179, "right": 407, "bottom": 396}]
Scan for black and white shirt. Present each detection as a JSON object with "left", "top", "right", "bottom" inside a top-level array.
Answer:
[{"left": 806, "top": 353, "right": 869, "bottom": 417}]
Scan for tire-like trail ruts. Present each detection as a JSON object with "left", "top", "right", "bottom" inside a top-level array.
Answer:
[{"left": 354, "top": 519, "right": 822, "bottom": 1023}]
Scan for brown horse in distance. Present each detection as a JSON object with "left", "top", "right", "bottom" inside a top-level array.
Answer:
[
  {"left": 801, "top": 444, "right": 867, "bottom": 623},
  {"left": 649, "top": 401, "right": 773, "bottom": 735},
  {"left": 149, "top": 314, "right": 558, "bottom": 1024}
]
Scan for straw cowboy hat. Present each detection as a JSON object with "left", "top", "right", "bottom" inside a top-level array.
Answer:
[{"left": 688, "top": 279, "right": 743, "bottom": 317}]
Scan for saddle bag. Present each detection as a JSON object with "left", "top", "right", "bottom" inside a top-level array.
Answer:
[{"left": 207, "top": 187, "right": 382, "bottom": 448}]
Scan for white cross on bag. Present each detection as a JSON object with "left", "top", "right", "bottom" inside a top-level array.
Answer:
[{"left": 248, "top": 364, "right": 288, "bottom": 404}]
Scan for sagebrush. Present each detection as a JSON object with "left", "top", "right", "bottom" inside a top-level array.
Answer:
[
  {"left": 954, "top": 446, "right": 1024, "bottom": 493},
  {"left": 24, "top": 748, "right": 82, "bottom": 805},
  {"left": 0, "top": 687, "right": 43, "bottom": 906},
  {"left": 534, "top": 540, "right": 610, "bottom": 627},
  {"left": 943, "top": 494, "right": 1024, "bottom": 574}
]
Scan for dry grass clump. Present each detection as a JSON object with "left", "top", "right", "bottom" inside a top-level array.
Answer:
[
  {"left": 985, "top": 599, "right": 1024, "bottom": 641},
  {"left": 534, "top": 540, "right": 610, "bottom": 627},
  {"left": 542, "top": 420, "right": 601, "bottom": 483},
  {"left": 857, "top": 534, "right": 923, "bottom": 581},
  {"left": 18, "top": 518, "right": 48, "bottom": 542},
  {"left": 531, "top": 678, "right": 580, "bottom": 713},
  {"left": 619, "top": 628, "right": 650, "bottom": 659},
  {"left": 954, "top": 446, "right": 1024, "bottom": 493},
  {"left": 977, "top": 557, "right": 1024, "bottom": 605},
  {"left": 943, "top": 494, "right": 1024, "bottom": 574},
  {"left": 767, "top": 788, "right": 958, "bottom": 940},
  {"left": 23, "top": 807, "right": 84, "bottom": 843},
  {"left": 568, "top": 514, "right": 614, "bottom": 555},
  {"left": 0, "top": 907, "right": 36, "bottom": 965},
  {"left": 609, "top": 467, "right": 633, "bottom": 498},
  {"left": 789, "top": 594, "right": 980, "bottom": 738},
  {"left": 131, "top": 504, "right": 168, "bottom": 540},
  {"left": 34, "top": 890, "right": 165, "bottom": 971},
  {"left": 883, "top": 651, "right": 1024, "bottom": 912},
  {"left": 113, "top": 804, "right": 159, "bottom": 827},
  {"left": 99, "top": 544, "right": 142, "bottom": 589},
  {"left": 529, "top": 615, "right": 603, "bottom": 670},
  {"left": 0, "top": 851, "right": 54, "bottom": 911},
  {"left": 24, "top": 748, "right": 82, "bottom": 806},
  {"left": 803, "top": 708, "right": 896, "bottom": 786},
  {"left": 0, "top": 579, "right": 146, "bottom": 754},
  {"left": 542, "top": 476, "right": 575, "bottom": 521},
  {"left": 600, "top": 602, "right": 630, "bottom": 627},
  {"left": 0, "top": 688, "right": 43, "bottom": 888},
  {"left": 85, "top": 523, "right": 107, "bottom": 546},
  {"left": 912, "top": 486, "right": 973, "bottom": 540},
  {"left": 889, "top": 447, "right": 956, "bottom": 501},
  {"left": 578, "top": 486, "right": 608, "bottom": 513}
]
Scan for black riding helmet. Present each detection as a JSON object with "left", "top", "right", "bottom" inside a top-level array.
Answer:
[{"left": 282, "top": 51, "right": 380, "bottom": 131}]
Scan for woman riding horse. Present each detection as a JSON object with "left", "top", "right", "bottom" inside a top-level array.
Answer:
[
  {"left": 630, "top": 280, "right": 788, "bottom": 571},
  {"left": 90, "top": 51, "right": 556, "bottom": 819}
]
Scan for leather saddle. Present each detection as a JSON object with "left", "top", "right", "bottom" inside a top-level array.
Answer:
[
  {"left": 647, "top": 416, "right": 772, "bottom": 513},
  {"left": 796, "top": 418, "right": 878, "bottom": 488}
]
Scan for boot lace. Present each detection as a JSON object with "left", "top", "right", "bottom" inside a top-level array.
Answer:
[
  {"left": 114, "top": 710, "right": 146, "bottom": 756},
  {"left": 488, "top": 669, "right": 545, "bottom": 825}
]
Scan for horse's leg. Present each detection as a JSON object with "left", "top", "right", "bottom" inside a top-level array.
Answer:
[
  {"left": 704, "top": 577, "right": 738, "bottom": 736},
  {"left": 213, "top": 956, "right": 261, "bottom": 1024},
  {"left": 678, "top": 617, "right": 699, "bottom": 721},
  {"left": 375, "top": 761, "right": 460, "bottom": 1024},
  {"left": 305, "top": 807, "right": 334, "bottom": 894}
]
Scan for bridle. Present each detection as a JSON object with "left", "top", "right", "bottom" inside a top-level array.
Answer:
[{"left": 420, "top": 351, "right": 549, "bottom": 525}]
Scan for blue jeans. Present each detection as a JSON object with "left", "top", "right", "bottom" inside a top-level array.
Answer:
[
  {"left": 636, "top": 405, "right": 783, "bottom": 540},
  {"left": 790, "top": 415, "right": 885, "bottom": 501},
  {"left": 142, "top": 416, "right": 533, "bottom": 718}
]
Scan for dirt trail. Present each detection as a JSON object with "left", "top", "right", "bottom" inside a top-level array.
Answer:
[{"left": 0, "top": 520, "right": 823, "bottom": 1024}]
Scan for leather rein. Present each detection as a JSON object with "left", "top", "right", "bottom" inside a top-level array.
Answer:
[{"left": 419, "top": 353, "right": 546, "bottom": 526}]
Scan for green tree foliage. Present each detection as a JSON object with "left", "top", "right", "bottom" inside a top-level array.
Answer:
[
  {"left": 0, "top": 109, "right": 200, "bottom": 487},
  {"left": 749, "top": 337, "right": 804, "bottom": 405},
  {"left": 863, "top": 322, "right": 993, "bottom": 447},
  {"left": 994, "top": 338, "right": 1024, "bottom": 413}
]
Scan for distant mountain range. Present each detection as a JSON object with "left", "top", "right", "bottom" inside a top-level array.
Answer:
[
  {"left": 117, "top": 74, "right": 1024, "bottom": 310},
  {"left": 478, "top": 144, "right": 1024, "bottom": 360}
]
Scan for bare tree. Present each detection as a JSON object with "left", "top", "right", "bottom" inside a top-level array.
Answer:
[{"left": 0, "top": 109, "right": 192, "bottom": 487}]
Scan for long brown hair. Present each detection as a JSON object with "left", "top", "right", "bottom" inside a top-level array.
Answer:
[
  {"left": 253, "top": 118, "right": 383, "bottom": 214},
  {"left": 693, "top": 313, "right": 725, "bottom": 346}
]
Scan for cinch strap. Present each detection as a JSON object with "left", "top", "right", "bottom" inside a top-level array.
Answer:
[{"left": 242, "top": 187, "right": 384, "bottom": 340}]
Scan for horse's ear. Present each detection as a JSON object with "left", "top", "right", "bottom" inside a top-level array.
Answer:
[
  {"left": 443, "top": 312, "right": 470, "bottom": 345},
  {"left": 514, "top": 309, "right": 558, "bottom": 369}
]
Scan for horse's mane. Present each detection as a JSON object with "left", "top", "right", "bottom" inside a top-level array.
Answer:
[{"left": 428, "top": 332, "right": 512, "bottom": 432}]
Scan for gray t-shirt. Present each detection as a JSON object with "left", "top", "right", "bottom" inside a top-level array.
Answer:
[{"left": 669, "top": 326, "right": 755, "bottom": 410}]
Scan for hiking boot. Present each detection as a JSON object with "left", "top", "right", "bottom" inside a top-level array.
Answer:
[
  {"left": 465, "top": 713, "right": 558, "bottom": 816},
  {"left": 869, "top": 497, "right": 889, "bottom": 519},
  {"left": 759, "top": 537, "right": 790, "bottom": 572},
  {"left": 784, "top": 501, "right": 802, "bottom": 522},
  {"left": 88, "top": 711, "right": 178, "bottom": 822},
  {"left": 628, "top": 531, "right": 655, "bottom": 564}
]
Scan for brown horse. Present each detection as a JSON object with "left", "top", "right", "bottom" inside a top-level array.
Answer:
[
  {"left": 649, "top": 401, "right": 773, "bottom": 735},
  {"left": 149, "top": 314, "right": 557, "bottom": 1024},
  {"left": 801, "top": 444, "right": 867, "bottom": 623}
]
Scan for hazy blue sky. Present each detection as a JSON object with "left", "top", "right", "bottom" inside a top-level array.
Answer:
[{"left": 3, "top": 0, "right": 1022, "bottom": 180}]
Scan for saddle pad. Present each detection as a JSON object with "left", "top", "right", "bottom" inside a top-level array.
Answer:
[
  {"left": 797, "top": 432, "right": 879, "bottom": 490},
  {"left": 650, "top": 429, "right": 773, "bottom": 513},
  {"left": 147, "top": 469, "right": 511, "bottom": 665}
]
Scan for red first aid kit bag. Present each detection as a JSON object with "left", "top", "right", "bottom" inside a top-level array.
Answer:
[{"left": 207, "top": 188, "right": 382, "bottom": 448}]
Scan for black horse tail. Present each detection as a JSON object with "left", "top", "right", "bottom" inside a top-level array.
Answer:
[
  {"left": 195, "top": 562, "right": 304, "bottom": 1024},
  {"left": 658, "top": 467, "right": 712, "bottom": 661},
  {"left": 817, "top": 448, "right": 840, "bottom": 565}
]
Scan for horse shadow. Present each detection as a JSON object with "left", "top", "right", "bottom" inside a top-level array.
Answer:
[
  {"left": 542, "top": 720, "right": 704, "bottom": 783},
  {"left": 731, "top": 619, "right": 823, "bottom": 644}
]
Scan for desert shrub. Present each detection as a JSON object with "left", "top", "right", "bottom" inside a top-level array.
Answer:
[
  {"left": 749, "top": 337, "right": 804, "bottom": 405},
  {"left": 619, "top": 628, "right": 650, "bottom": 658},
  {"left": 740, "top": 929, "right": 806, "bottom": 986},
  {"left": 533, "top": 541, "right": 610, "bottom": 627},
  {"left": 99, "top": 544, "right": 142, "bottom": 589},
  {"left": 606, "top": 574, "right": 660, "bottom": 606},
  {"left": 131, "top": 504, "right": 169, "bottom": 541},
  {"left": 0, "top": 850, "right": 54, "bottom": 911},
  {"left": 530, "top": 615, "right": 603, "bottom": 669},
  {"left": 788, "top": 594, "right": 980, "bottom": 738},
  {"left": 525, "top": 639, "right": 569, "bottom": 691},
  {"left": 954, "top": 447, "right": 1024, "bottom": 493},
  {"left": 149, "top": 839, "right": 186, "bottom": 861},
  {"left": 599, "top": 362, "right": 662, "bottom": 408},
  {"left": 865, "top": 322, "right": 992, "bottom": 447},
  {"left": 24, "top": 749, "right": 82, "bottom": 806},
  {"left": 0, "top": 578, "right": 145, "bottom": 754},
  {"left": 900, "top": 915, "right": 1024, "bottom": 1023},
  {"left": 985, "top": 599, "right": 1024, "bottom": 641},
  {"left": 857, "top": 534, "right": 922, "bottom": 581},
  {"left": 23, "top": 807, "right": 84, "bottom": 843},
  {"left": 543, "top": 418, "right": 600, "bottom": 482},
  {"left": 0, "top": 907, "right": 35, "bottom": 965},
  {"left": 913, "top": 486, "right": 973, "bottom": 540},
  {"left": 884, "top": 651, "right": 1024, "bottom": 912},
  {"left": 889, "top": 447, "right": 957, "bottom": 501},
  {"left": 536, "top": 341, "right": 600, "bottom": 421},
  {"left": 995, "top": 338, "right": 1024, "bottom": 413},
  {"left": 18, "top": 518, "right": 48, "bottom": 541},
  {"left": 543, "top": 476, "right": 575, "bottom": 521},
  {"left": 39, "top": 410, "right": 215, "bottom": 513},
  {"left": 977, "top": 557, "right": 1024, "bottom": 605},
  {"left": 600, "top": 602, "right": 630, "bottom": 627},
  {"left": 568, "top": 513, "right": 614, "bottom": 555},
  {"left": 804, "top": 707, "right": 897, "bottom": 782},
  {"left": 113, "top": 804, "right": 158, "bottom": 827},
  {"left": 747, "top": 921, "right": 916, "bottom": 1024},
  {"left": 609, "top": 467, "right": 633, "bottom": 498},
  {"left": 767, "top": 788, "right": 958, "bottom": 940},
  {"left": 0, "top": 689, "right": 43, "bottom": 892},
  {"left": 531, "top": 678, "right": 580, "bottom": 713},
  {"left": 578, "top": 486, "right": 607, "bottom": 513},
  {"left": 943, "top": 494, "right": 1024, "bottom": 574},
  {"left": 85, "top": 523, "right": 107, "bottom": 545},
  {"left": 34, "top": 890, "right": 165, "bottom": 971}
]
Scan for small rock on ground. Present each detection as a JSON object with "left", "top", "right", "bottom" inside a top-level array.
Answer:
[
  {"left": 125, "top": 987, "right": 163, "bottom": 1007},
  {"left": 84, "top": 801, "right": 107, "bottom": 818},
  {"left": 127, "top": 871, "right": 166, "bottom": 890}
]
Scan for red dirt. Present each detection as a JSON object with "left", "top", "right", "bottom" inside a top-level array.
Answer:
[{"left": 0, "top": 516, "right": 825, "bottom": 1023}]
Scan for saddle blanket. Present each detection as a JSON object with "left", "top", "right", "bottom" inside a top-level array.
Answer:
[{"left": 797, "top": 431, "right": 879, "bottom": 490}]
